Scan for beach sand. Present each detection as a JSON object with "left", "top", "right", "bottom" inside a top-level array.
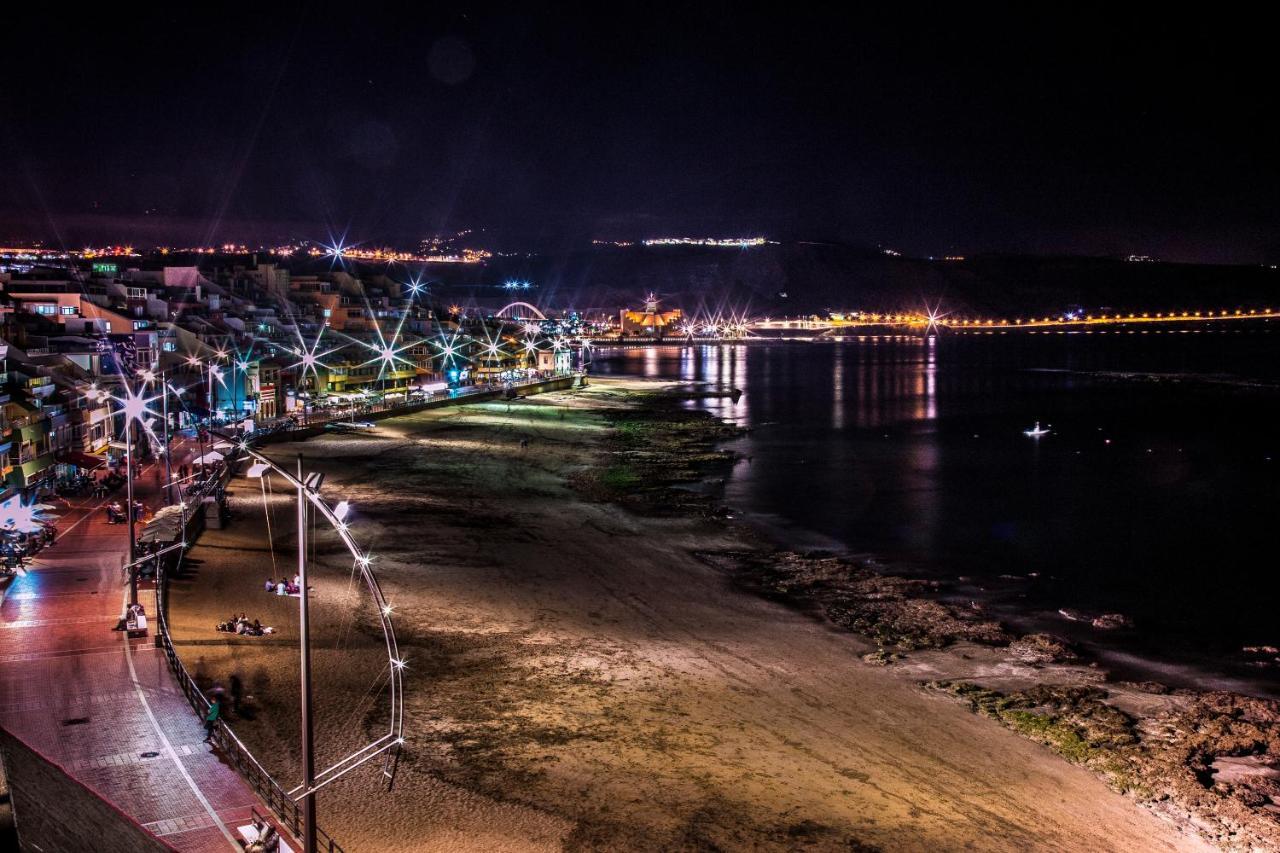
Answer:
[{"left": 167, "top": 378, "right": 1208, "bottom": 851}]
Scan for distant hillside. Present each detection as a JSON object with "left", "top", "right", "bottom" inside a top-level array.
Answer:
[{"left": 313, "top": 242, "right": 1280, "bottom": 318}]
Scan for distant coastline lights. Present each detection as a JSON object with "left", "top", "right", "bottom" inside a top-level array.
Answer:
[{"left": 593, "top": 236, "right": 771, "bottom": 248}]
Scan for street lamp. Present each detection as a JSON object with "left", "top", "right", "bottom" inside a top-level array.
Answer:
[
  {"left": 186, "top": 353, "right": 229, "bottom": 427},
  {"left": 140, "top": 368, "right": 180, "bottom": 504},
  {"left": 89, "top": 379, "right": 161, "bottom": 605}
]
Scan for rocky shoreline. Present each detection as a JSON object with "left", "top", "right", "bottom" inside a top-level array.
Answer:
[
  {"left": 929, "top": 681, "right": 1280, "bottom": 849},
  {"left": 567, "top": 386, "right": 743, "bottom": 516},
  {"left": 574, "top": 385, "right": 1280, "bottom": 851}
]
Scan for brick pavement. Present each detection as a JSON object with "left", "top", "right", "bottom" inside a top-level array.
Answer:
[{"left": 0, "top": 451, "right": 289, "bottom": 851}]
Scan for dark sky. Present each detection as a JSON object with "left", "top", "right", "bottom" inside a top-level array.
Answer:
[{"left": 2, "top": 6, "right": 1277, "bottom": 262}]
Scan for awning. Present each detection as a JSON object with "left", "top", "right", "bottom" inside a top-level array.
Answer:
[
  {"left": 139, "top": 504, "right": 188, "bottom": 544},
  {"left": 194, "top": 451, "right": 224, "bottom": 464},
  {"left": 56, "top": 451, "right": 107, "bottom": 471}
]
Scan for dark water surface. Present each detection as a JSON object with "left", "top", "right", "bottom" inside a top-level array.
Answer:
[{"left": 592, "top": 329, "right": 1280, "bottom": 693}]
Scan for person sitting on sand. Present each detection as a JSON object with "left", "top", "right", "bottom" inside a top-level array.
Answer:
[
  {"left": 264, "top": 577, "right": 274, "bottom": 592},
  {"left": 276, "top": 580, "right": 286, "bottom": 595}
]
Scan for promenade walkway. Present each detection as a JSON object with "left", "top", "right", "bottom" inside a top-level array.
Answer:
[
  {"left": 0, "top": 376, "right": 578, "bottom": 850},
  {"left": 0, "top": 451, "right": 268, "bottom": 852}
]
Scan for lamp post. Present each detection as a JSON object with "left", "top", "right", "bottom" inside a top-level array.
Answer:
[
  {"left": 125, "top": 414, "right": 137, "bottom": 605},
  {"left": 246, "top": 453, "right": 318, "bottom": 851},
  {"left": 139, "top": 367, "right": 174, "bottom": 507},
  {"left": 93, "top": 380, "right": 158, "bottom": 606},
  {"left": 208, "top": 364, "right": 219, "bottom": 424},
  {"left": 187, "top": 353, "right": 225, "bottom": 463},
  {"left": 161, "top": 371, "right": 174, "bottom": 504},
  {"left": 296, "top": 454, "right": 318, "bottom": 853}
]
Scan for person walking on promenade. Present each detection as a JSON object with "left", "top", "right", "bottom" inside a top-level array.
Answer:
[{"left": 203, "top": 696, "right": 222, "bottom": 743}]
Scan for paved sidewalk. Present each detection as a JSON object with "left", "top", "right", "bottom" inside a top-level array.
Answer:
[{"left": 0, "top": 453, "right": 271, "bottom": 852}]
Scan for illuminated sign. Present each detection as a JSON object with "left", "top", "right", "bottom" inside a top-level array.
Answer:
[{"left": 92, "top": 262, "right": 118, "bottom": 275}]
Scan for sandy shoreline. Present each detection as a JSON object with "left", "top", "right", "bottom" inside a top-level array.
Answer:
[{"left": 168, "top": 377, "right": 1231, "bottom": 851}]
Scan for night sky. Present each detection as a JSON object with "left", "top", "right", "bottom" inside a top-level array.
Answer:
[{"left": 2, "top": 7, "right": 1277, "bottom": 262}]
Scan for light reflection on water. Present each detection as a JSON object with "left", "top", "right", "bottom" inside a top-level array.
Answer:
[{"left": 592, "top": 334, "right": 1280, "bottom": 678}]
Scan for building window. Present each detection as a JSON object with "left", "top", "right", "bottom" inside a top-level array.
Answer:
[
  {"left": 35, "top": 304, "right": 56, "bottom": 315},
  {"left": 60, "top": 306, "right": 77, "bottom": 315},
  {"left": 162, "top": 341, "right": 177, "bottom": 352}
]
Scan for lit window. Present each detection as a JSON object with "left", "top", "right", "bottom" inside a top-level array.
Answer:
[{"left": 60, "top": 306, "right": 77, "bottom": 315}]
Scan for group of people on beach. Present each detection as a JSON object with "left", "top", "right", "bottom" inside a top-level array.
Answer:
[
  {"left": 265, "top": 575, "right": 301, "bottom": 596},
  {"left": 215, "top": 612, "right": 272, "bottom": 636}
]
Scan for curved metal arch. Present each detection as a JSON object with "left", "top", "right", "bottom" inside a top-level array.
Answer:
[
  {"left": 224, "top": 434, "right": 405, "bottom": 797},
  {"left": 495, "top": 301, "right": 547, "bottom": 320}
]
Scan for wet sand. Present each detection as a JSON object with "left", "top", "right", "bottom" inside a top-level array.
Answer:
[{"left": 168, "top": 378, "right": 1208, "bottom": 851}]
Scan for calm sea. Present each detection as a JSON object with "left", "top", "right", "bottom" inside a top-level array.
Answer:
[{"left": 592, "top": 329, "right": 1280, "bottom": 694}]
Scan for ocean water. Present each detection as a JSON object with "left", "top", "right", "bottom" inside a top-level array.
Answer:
[{"left": 591, "top": 329, "right": 1280, "bottom": 694}]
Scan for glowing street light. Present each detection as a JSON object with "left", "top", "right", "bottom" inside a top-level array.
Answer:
[
  {"left": 285, "top": 324, "right": 347, "bottom": 404},
  {"left": 404, "top": 275, "right": 428, "bottom": 298},
  {"left": 89, "top": 377, "right": 163, "bottom": 605}
]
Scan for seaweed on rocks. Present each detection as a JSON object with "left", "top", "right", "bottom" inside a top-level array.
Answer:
[
  {"left": 568, "top": 388, "right": 744, "bottom": 516},
  {"left": 1008, "top": 633, "right": 1079, "bottom": 665},
  {"left": 927, "top": 681, "right": 1280, "bottom": 849},
  {"left": 724, "top": 550, "right": 1012, "bottom": 651}
]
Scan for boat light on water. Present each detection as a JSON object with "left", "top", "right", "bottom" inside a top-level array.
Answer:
[{"left": 1023, "top": 421, "right": 1052, "bottom": 437}]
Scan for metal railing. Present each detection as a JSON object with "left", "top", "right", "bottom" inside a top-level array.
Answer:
[
  {"left": 153, "top": 598, "right": 344, "bottom": 852},
  {"left": 151, "top": 460, "right": 346, "bottom": 852},
  {"left": 147, "top": 371, "right": 579, "bottom": 850}
]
